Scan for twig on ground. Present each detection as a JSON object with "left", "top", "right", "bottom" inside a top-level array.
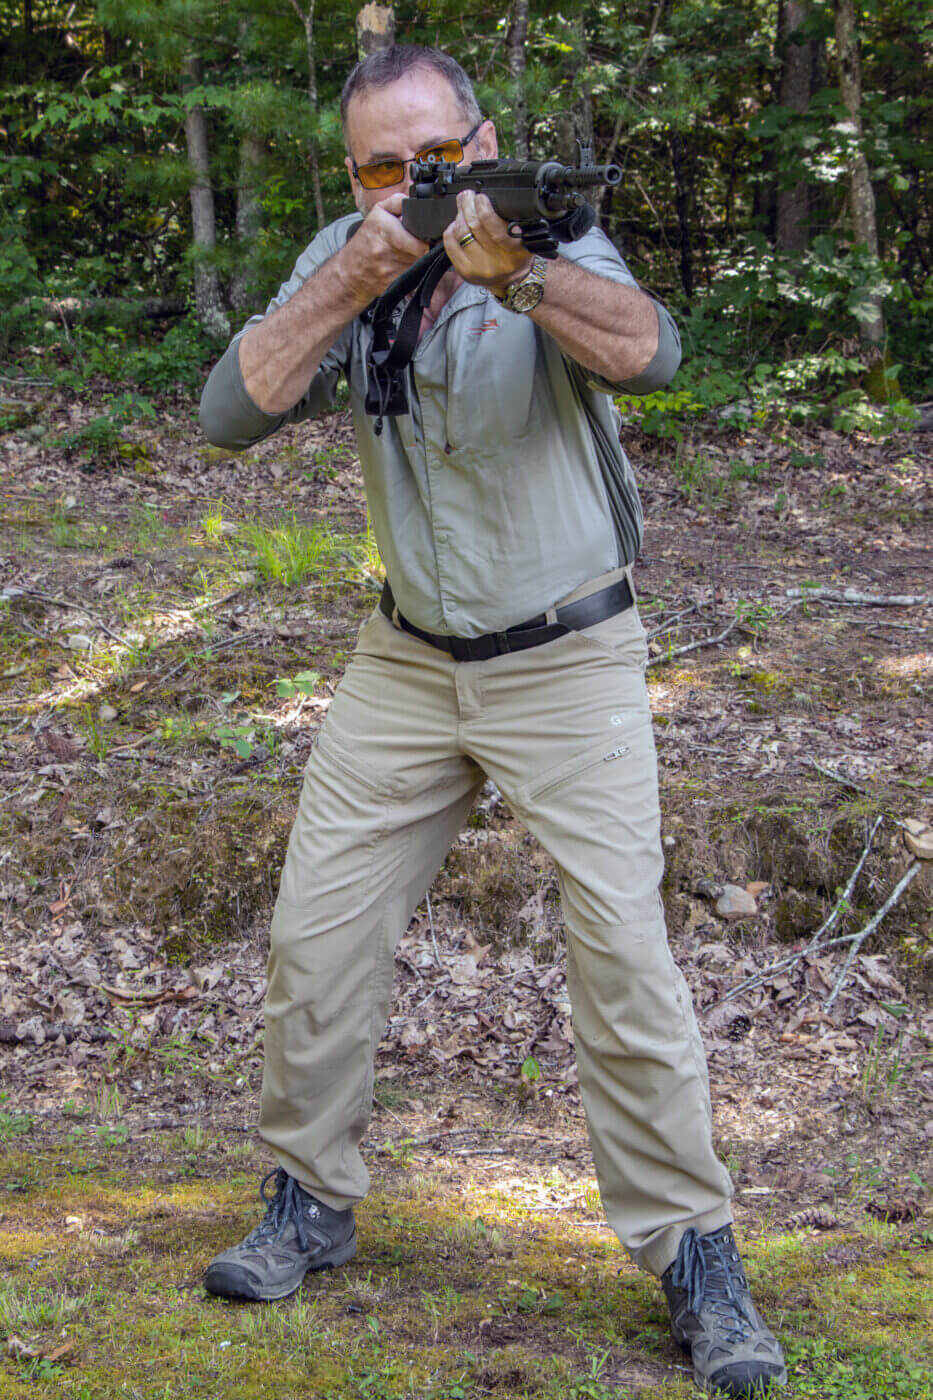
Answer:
[
  {"left": 189, "top": 588, "right": 243, "bottom": 615},
  {"left": 426, "top": 891, "right": 442, "bottom": 970},
  {"left": 155, "top": 630, "right": 266, "bottom": 684},
  {"left": 646, "top": 604, "right": 698, "bottom": 640},
  {"left": 717, "top": 816, "right": 884, "bottom": 1003},
  {"left": 808, "top": 760, "right": 908, "bottom": 828},
  {"left": 823, "top": 861, "right": 921, "bottom": 1010},
  {"left": 21, "top": 589, "right": 124, "bottom": 644},
  {"left": 647, "top": 615, "right": 739, "bottom": 667},
  {"left": 786, "top": 586, "right": 929, "bottom": 607}
]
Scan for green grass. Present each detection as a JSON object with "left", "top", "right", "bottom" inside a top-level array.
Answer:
[
  {"left": 235, "top": 516, "right": 381, "bottom": 589},
  {"left": 0, "top": 1142, "right": 929, "bottom": 1400}
]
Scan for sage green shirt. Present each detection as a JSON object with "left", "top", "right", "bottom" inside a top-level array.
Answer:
[{"left": 200, "top": 214, "right": 681, "bottom": 637}]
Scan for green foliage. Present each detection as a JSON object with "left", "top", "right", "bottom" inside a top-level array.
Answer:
[
  {"left": 236, "top": 518, "right": 356, "bottom": 588},
  {"left": 784, "top": 1337, "right": 933, "bottom": 1399},
  {"left": 274, "top": 669, "right": 321, "bottom": 699},
  {"left": 0, "top": 1093, "right": 33, "bottom": 1141},
  {"left": 0, "top": 0, "right": 929, "bottom": 401},
  {"left": 52, "top": 392, "right": 155, "bottom": 471},
  {"left": 125, "top": 317, "right": 215, "bottom": 393}
]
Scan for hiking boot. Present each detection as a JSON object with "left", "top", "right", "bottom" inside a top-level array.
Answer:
[
  {"left": 661, "top": 1224, "right": 787, "bottom": 1397},
  {"left": 204, "top": 1167, "right": 357, "bottom": 1301}
]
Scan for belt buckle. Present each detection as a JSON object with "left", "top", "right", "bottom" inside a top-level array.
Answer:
[{"left": 494, "top": 631, "right": 512, "bottom": 656}]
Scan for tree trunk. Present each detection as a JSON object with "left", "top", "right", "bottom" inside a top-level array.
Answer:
[
  {"left": 356, "top": 3, "right": 395, "bottom": 60},
  {"left": 230, "top": 133, "right": 265, "bottom": 313},
  {"left": 507, "top": 0, "right": 529, "bottom": 159},
  {"left": 182, "top": 55, "right": 229, "bottom": 340},
  {"left": 775, "top": 0, "right": 811, "bottom": 251},
  {"left": 290, "top": 0, "right": 325, "bottom": 230},
  {"left": 834, "top": 0, "right": 884, "bottom": 349},
  {"left": 555, "top": 15, "right": 593, "bottom": 167},
  {"left": 670, "top": 130, "right": 694, "bottom": 300},
  {"left": 23, "top": 0, "right": 33, "bottom": 33}
]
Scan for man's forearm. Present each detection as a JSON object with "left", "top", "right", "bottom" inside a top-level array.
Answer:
[
  {"left": 529, "top": 259, "right": 659, "bottom": 385},
  {"left": 238, "top": 248, "right": 368, "bottom": 414}
]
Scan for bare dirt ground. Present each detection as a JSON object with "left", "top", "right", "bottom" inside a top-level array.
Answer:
[{"left": 0, "top": 381, "right": 930, "bottom": 1397}]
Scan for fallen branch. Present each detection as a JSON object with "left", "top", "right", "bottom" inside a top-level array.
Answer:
[
  {"left": 808, "top": 760, "right": 908, "bottom": 829},
  {"left": 20, "top": 589, "right": 124, "bottom": 644},
  {"left": 823, "top": 860, "right": 922, "bottom": 1010},
  {"left": 155, "top": 629, "right": 266, "bottom": 684},
  {"left": 646, "top": 603, "right": 699, "bottom": 640},
  {"left": 647, "top": 616, "right": 739, "bottom": 667},
  {"left": 786, "top": 586, "right": 929, "bottom": 607},
  {"left": 0, "top": 1020, "right": 111, "bottom": 1045},
  {"left": 425, "top": 890, "right": 442, "bottom": 970},
  {"left": 718, "top": 816, "right": 883, "bottom": 1003}
]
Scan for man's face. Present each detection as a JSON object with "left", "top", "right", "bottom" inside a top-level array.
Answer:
[{"left": 344, "top": 67, "right": 497, "bottom": 215}]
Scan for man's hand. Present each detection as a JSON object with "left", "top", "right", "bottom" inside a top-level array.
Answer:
[
  {"left": 443, "top": 190, "right": 533, "bottom": 294},
  {"left": 335, "top": 194, "right": 430, "bottom": 308}
]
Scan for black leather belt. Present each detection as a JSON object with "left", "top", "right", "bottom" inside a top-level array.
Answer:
[{"left": 379, "top": 576, "right": 634, "bottom": 663}]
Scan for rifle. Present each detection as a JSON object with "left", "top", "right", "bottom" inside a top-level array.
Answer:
[
  {"left": 401, "top": 149, "right": 621, "bottom": 257},
  {"left": 353, "top": 146, "right": 621, "bottom": 431}
]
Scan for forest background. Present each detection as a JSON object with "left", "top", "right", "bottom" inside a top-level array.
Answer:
[{"left": 1, "top": 0, "right": 931, "bottom": 430}]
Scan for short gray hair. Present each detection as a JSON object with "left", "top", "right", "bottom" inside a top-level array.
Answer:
[{"left": 340, "top": 45, "right": 482, "bottom": 139}]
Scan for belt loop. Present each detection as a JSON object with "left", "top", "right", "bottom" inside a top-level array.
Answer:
[{"left": 624, "top": 562, "right": 637, "bottom": 603}]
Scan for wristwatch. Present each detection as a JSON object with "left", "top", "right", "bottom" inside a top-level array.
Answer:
[{"left": 493, "top": 255, "right": 548, "bottom": 313}]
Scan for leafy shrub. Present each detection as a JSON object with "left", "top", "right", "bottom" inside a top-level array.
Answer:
[{"left": 126, "top": 316, "right": 215, "bottom": 393}]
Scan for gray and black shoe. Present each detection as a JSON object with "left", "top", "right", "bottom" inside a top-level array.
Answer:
[
  {"left": 204, "top": 1167, "right": 357, "bottom": 1301},
  {"left": 661, "top": 1224, "right": 787, "bottom": 1397}
]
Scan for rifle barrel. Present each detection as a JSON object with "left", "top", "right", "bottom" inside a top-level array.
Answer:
[{"left": 552, "top": 164, "right": 621, "bottom": 188}]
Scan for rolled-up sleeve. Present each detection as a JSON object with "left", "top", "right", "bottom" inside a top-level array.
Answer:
[
  {"left": 199, "top": 214, "right": 360, "bottom": 450},
  {"left": 558, "top": 229, "right": 681, "bottom": 395}
]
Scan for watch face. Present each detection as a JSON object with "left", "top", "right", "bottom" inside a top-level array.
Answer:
[
  {"left": 509, "top": 279, "right": 545, "bottom": 312},
  {"left": 504, "top": 255, "right": 546, "bottom": 312}
]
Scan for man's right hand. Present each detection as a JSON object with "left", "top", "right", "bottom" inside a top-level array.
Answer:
[{"left": 334, "top": 194, "right": 430, "bottom": 308}]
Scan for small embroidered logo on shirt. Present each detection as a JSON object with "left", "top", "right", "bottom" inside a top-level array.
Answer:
[{"left": 468, "top": 318, "right": 500, "bottom": 336}]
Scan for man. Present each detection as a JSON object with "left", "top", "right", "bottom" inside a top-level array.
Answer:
[{"left": 199, "top": 45, "right": 786, "bottom": 1398}]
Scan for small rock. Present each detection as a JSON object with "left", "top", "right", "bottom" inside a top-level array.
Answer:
[
  {"left": 62, "top": 494, "right": 77, "bottom": 510},
  {"left": 98, "top": 703, "right": 118, "bottom": 722},
  {"left": 835, "top": 714, "right": 862, "bottom": 735},
  {"left": 235, "top": 571, "right": 256, "bottom": 586},
  {"left": 746, "top": 880, "right": 770, "bottom": 897},
  {"left": 903, "top": 818, "right": 933, "bottom": 860},
  {"left": 65, "top": 632, "right": 93, "bottom": 650},
  {"left": 716, "top": 884, "right": 758, "bottom": 921}
]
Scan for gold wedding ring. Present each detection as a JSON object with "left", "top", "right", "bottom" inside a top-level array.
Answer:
[{"left": 458, "top": 230, "right": 476, "bottom": 248}]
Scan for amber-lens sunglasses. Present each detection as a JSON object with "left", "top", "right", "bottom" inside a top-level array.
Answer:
[{"left": 352, "top": 119, "right": 484, "bottom": 190}]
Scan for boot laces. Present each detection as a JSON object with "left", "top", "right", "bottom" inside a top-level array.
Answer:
[
  {"left": 671, "top": 1228, "right": 753, "bottom": 1344},
  {"left": 243, "top": 1168, "right": 313, "bottom": 1252}
]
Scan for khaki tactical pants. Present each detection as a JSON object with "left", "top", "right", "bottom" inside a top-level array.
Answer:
[{"left": 260, "top": 579, "right": 733, "bottom": 1277}]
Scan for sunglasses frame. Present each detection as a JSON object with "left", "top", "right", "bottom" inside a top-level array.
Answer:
[{"left": 352, "top": 119, "right": 485, "bottom": 190}]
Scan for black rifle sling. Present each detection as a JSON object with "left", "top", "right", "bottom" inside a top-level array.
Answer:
[{"left": 365, "top": 245, "right": 451, "bottom": 434}]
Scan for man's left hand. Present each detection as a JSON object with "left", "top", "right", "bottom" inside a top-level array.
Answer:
[{"left": 443, "top": 190, "right": 533, "bottom": 294}]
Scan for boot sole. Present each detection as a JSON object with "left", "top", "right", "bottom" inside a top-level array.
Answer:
[{"left": 205, "top": 1228, "right": 358, "bottom": 1302}]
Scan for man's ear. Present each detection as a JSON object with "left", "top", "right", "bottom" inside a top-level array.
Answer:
[{"left": 477, "top": 120, "right": 499, "bottom": 160}]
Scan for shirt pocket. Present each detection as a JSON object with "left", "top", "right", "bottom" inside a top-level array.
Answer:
[{"left": 443, "top": 313, "right": 538, "bottom": 451}]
